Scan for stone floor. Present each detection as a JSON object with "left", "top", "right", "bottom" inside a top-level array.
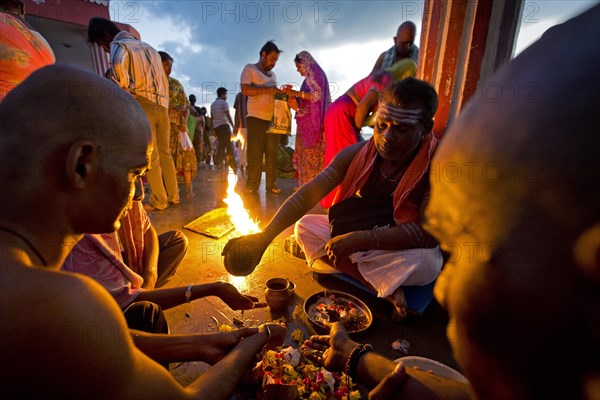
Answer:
[{"left": 144, "top": 165, "right": 457, "bottom": 393}]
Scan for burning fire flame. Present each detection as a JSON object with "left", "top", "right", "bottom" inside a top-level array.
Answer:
[
  {"left": 223, "top": 167, "right": 260, "bottom": 291},
  {"left": 231, "top": 130, "right": 245, "bottom": 146},
  {"left": 223, "top": 167, "right": 260, "bottom": 236}
]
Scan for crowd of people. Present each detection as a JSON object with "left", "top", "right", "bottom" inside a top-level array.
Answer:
[
  {"left": 237, "top": 23, "right": 421, "bottom": 198},
  {"left": 1, "top": 0, "right": 599, "bottom": 398}
]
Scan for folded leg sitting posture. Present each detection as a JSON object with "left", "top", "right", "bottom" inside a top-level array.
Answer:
[
  {"left": 295, "top": 211, "right": 440, "bottom": 320},
  {"left": 117, "top": 178, "right": 186, "bottom": 290},
  {"left": 62, "top": 225, "right": 268, "bottom": 338}
]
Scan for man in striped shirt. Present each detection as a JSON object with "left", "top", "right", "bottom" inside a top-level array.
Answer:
[{"left": 88, "top": 17, "right": 179, "bottom": 210}]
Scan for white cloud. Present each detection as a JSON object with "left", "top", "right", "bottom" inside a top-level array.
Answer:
[
  {"left": 323, "top": 23, "right": 334, "bottom": 39},
  {"left": 311, "top": 39, "right": 389, "bottom": 99},
  {"left": 111, "top": 4, "right": 198, "bottom": 55},
  {"left": 514, "top": 19, "right": 556, "bottom": 55},
  {"left": 514, "top": 1, "right": 597, "bottom": 55}
]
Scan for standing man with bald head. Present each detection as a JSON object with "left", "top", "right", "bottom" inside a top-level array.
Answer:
[
  {"left": 373, "top": 21, "right": 419, "bottom": 71},
  {"left": 87, "top": 17, "right": 180, "bottom": 211}
]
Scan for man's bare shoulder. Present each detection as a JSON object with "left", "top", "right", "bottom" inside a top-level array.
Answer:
[
  {"left": 0, "top": 264, "right": 136, "bottom": 397},
  {"left": 2, "top": 261, "right": 124, "bottom": 316}
]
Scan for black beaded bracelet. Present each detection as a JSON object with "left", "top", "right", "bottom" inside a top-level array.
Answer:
[{"left": 344, "top": 343, "right": 374, "bottom": 380}]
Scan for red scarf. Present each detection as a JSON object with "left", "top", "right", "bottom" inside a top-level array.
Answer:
[{"left": 331, "top": 134, "right": 437, "bottom": 224}]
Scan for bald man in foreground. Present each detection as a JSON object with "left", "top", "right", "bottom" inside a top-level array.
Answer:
[
  {"left": 306, "top": 4, "right": 599, "bottom": 399},
  {"left": 0, "top": 65, "right": 285, "bottom": 399}
]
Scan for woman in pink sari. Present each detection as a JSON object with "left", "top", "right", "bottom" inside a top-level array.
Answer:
[{"left": 285, "top": 51, "right": 331, "bottom": 190}]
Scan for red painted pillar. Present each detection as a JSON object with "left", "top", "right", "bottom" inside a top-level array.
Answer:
[
  {"left": 434, "top": 0, "right": 468, "bottom": 139},
  {"left": 418, "top": 0, "right": 442, "bottom": 85},
  {"left": 417, "top": 0, "right": 524, "bottom": 139},
  {"left": 461, "top": 1, "right": 494, "bottom": 105}
]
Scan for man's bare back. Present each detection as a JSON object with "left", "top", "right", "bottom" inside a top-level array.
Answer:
[{"left": 0, "top": 65, "right": 285, "bottom": 399}]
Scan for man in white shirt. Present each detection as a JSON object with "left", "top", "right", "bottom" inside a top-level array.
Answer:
[
  {"left": 87, "top": 17, "right": 179, "bottom": 211},
  {"left": 240, "top": 40, "right": 283, "bottom": 194},
  {"left": 210, "top": 87, "right": 237, "bottom": 170}
]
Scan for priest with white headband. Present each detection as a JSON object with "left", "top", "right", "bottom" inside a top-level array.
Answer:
[{"left": 223, "top": 78, "right": 442, "bottom": 320}]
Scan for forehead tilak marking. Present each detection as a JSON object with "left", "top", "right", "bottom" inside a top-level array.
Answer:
[{"left": 378, "top": 103, "right": 422, "bottom": 125}]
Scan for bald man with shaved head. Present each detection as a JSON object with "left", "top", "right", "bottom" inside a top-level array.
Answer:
[
  {"left": 425, "top": 5, "right": 600, "bottom": 398},
  {"left": 373, "top": 21, "right": 419, "bottom": 71},
  {"left": 0, "top": 65, "right": 285, "bottom": 399}
]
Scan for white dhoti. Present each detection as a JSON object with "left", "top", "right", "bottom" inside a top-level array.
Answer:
[{"left": 294, "top": 214, "right": 443, "bottom": 298}]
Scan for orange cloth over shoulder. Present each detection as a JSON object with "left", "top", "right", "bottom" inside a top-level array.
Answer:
[
  {"left": 1, "top": 12, "right": 55, "bottom": 101},
  {"left": 331, "top": 134, "right": 437, "bottom": 225}
]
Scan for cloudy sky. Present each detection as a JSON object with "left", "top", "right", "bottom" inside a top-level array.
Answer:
[{"left": 109, "top": 0, "right": 596, "bottom": 111}]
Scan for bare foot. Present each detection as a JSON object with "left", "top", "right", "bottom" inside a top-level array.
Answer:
[{"left": 386, "top": 288, "right": 408, "bottom": 321}]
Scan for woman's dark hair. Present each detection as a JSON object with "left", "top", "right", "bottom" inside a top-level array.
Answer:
[
  {"left": 380, "top": 77, "right": 438, "bottom": 122},
  {"left": 260, "top": 40, "right": 282, "bottom": 56},
  {"left": 158, "top": 51, "right": 173, "bottom": 62},
  {"left": 87, "top": 17, "right": 120, "bottom": 44}
]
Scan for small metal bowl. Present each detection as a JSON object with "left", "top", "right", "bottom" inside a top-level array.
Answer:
[{"left": 303, "top": 290, "right": 373, "bottom": 334}]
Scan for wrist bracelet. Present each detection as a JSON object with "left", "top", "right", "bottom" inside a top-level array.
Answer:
[
  {"left": 260, "top": 324, "right": 272, "bottom": 349},
  {"left": 185, "top": 284, "right": 193, "bottom": 303},
  {"left": 344, "top": 343, "right": 374, "bottom": 379}
]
